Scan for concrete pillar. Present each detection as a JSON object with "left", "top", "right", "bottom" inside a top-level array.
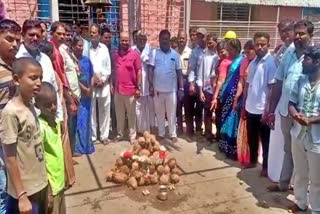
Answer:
[{"left": 50, "top": 0, "right": 59, "bottom": 21}]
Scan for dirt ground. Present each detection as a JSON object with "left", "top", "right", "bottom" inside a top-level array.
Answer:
[{"left": 65, "top": 137, "right": 302, "bottom": 214}]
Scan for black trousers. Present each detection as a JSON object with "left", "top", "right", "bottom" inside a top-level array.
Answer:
[
  {"left": 246, "top": 112, "right": 270, "bottom": 169},
  {"left": 184, "top": 93, "right": 204, "bottom": 134},
  {"left": 110, "top": 94, "right": 117, "bottom": 138}
]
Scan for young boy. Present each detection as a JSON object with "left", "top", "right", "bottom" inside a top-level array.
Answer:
[
  {"left": 35, "top": 82, "right": 66, "bottom": 214},
  {"left": 243, "top": 32, "right": 276, "bottom": 176},
  {"left": 288, "top": 45, "right": 320, "bottom": 213},
  {"left": 0, "top": 57, "right": 47, "bottom": 213}
]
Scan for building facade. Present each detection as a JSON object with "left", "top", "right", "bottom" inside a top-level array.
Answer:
[{"left": 1, "top": 0, "right": 320, "bottom": 48}]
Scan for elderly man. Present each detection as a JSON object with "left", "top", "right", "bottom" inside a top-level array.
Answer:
[
  {"left": 89, "top": 23, "right": 112, "bottom": 145},
  {"left": 113, "top": 32, "right": 142, "bottom": 143},
  {"left": 149, "top": 30, "right": 184, "bottom": 143},
  {"left": 0, "top": 19, "right": 21, "bottom": 214},
  {"left": 59, "top": 23, "right": 81, "bottom": 152},
  {"left": 132, "top": 31, "right": 154, "bottom": 134}
]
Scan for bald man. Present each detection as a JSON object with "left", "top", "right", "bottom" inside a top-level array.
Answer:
[
  {"left": 89, "top": 24, "right": 112, "bottom": 145},
  {"left": 113, "top": 32, "right": 142, "bottom": 143}
]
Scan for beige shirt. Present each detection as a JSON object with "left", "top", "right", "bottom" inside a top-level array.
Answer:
[
  {"left": 179, "top": 46, "right": 192, "bottom": 76},
  {"left": 0, "top": 99, "right": 48, "bottom": 198},
  {"left": 59, "top": 44, "right": 81, "bottom": 98}
]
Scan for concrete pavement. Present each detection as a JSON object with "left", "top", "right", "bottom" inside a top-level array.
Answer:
[{"left": 66, "top": 137, "right": 297, "bottom": 214}]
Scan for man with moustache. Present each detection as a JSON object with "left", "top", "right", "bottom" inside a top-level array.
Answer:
[
  {"left": 89, "top": 23, "right": 112, "bottom": 145},
  {"left": 100, "top": 26, "right": 117, "bottom": 138},
  {"left": 0, "top": 19, "right": 21, "bottom": 214},
  {"left": 267, "top": 20, "right": 314, "bottom": 192},
  {"left": 188, "top": 26, "right": 198, "bottom": 49},
  {"left": 149, "top": 30, "right": 183, "bottom": 143},
  {"left": 113, "top": 32, "right": 141, "bottom": 143},
  {"left": 288, "top": 45, "right": 320, "bottom": 213},
  {"left": 186, "top": 28, "right": 207, "bottom": 139},
  {"left": 243, "top": 32, "right": 277, "bottom": 177},
  {"left": 176, "top": 30, "right": 192, "bottom": 134},
  {"left": 16, "top": 19, "right": 63, "bottom": 123},
  {"left": 59, "top": 23, "right": 81, "bottom": 153},
  {"left": 50, "top": 22, "right": 76, "bottom": 186},
  {"left": 132, "top": 31, "right": 154, "bottom": 134},
  {"left": 274, "top": 20, "right": 295, "bottom": 65}
]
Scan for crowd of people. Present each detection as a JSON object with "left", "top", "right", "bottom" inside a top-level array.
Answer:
[{"left": 0, "top": 15, "right": 319, "bottom": 214}]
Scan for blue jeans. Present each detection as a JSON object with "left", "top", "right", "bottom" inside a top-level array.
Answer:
[{"left": 0, "top": 167, "right": 6, "bottom": 214}]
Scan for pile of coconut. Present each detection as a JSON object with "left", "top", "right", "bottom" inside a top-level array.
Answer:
[{"left": 105, "top": 131, "right": 181, "bottom": 190}]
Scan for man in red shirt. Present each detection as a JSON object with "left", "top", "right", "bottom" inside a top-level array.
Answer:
[
  {"left": 113, "top": 32, "right": 142, "bottom": 143},
  {"left": 49, "top": 22, "right": 78, "bottom": 115}
]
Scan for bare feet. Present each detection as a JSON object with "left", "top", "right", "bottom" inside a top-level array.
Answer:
[
  {"left": 288, "top": 204, "right": 307, "bottom": 213},
  {"left": 102, "top": 139, "right": 111, "bottom": 145},
  {"left": 171, "top": 137, "right": 178, "bottom": 144},
  {"left": 72, "top": 159, "right": 79, "bottom": 165}
]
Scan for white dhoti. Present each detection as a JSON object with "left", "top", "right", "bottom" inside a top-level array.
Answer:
[
  {"left": 91, "top": 94, "right": 111, "bottom": 141},
  {"left": 153, "top": 91, "right": 177, "bottom": 138},
  {"left": 268, "top": 109, "right": 285, "bottom": 182},
  {"left": 136, "top": 96, "right": 151, "bottom": 133}
]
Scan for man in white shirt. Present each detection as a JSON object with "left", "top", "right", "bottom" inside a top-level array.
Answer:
[
  {"left": 132, "top": 31, "right": 154, "bottom": 133},
  {"left": 176, "top": 31, "right": 192, "bottom": 134},
  {"left": 243, "top": 32, "right": 276, "bottom": 177},
  {"left": 89, "top": 24, "right": 112, "bottom": 145},
  {"left": 59, "top": 23, "right": 82, "bottom": 152},
  {"left": 149, "top": 30, "right": 184, "bottom": 143},
  {"left": 16, "top": 19, "right": 63, "bottom": 122}
]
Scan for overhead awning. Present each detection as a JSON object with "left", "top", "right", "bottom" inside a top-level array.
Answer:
[{"left": 204, "top": 0, "right": 320, "bottom": 8}]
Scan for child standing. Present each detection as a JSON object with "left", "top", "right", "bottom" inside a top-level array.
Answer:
[
  {"left": 35, "top": 82, "right": 66, "bottom": 214},
  {"left": 0, "top": 57, "right": 48, "bottom": 213}
]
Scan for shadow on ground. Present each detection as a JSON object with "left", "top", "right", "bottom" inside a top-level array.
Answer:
[{"left": 201, "top": 140, "right": 295, "bottom": 213}]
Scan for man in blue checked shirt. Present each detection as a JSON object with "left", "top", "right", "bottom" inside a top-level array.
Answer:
[
  {"left": 186, "top": 27, "right": 207, "bottom": 139},
  {"left": 197, "top": 33, "right": 219, "bottom": 143}
]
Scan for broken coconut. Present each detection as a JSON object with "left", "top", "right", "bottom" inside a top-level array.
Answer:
[
  {"left": 131, "top": 161, "right": 140, "bottom": 171},
  {"left": 127, "top": 177, "right": 138, "bottom": 190},
  {"left": 163, "top": 165, "right": 171, "bottom": 175},
  {"left": 139, "top": 149, "right": 151, "bottom": 157},
  {"left": 170, "top": 174, "right": 180, "bottom": 184},
  {"left": 115, "top": 158, "right": 124, "bottom": 167},
  {"left": 105, "top": 170, "right": 113, "bottom": 182},
  {"left": 168, "top": 158, "right": 177, "bottom": 169},
  {"left": 119, "top": 165, "right": 130, "bottom": 175},
  {"left": 171, "top": 167, "right": 182, "bottom": 175},
  {"left": 112, "top": 172, "right": 128, "bottom": 184},
  {"left": 159, "top": 174, "right": 170, "bottom": 185},
  {"left": 157, "top": 165, "right": 164, "bottom": 176}
]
